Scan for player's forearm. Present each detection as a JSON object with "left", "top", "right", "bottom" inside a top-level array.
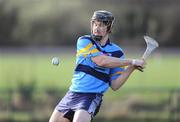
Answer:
[
  {"left": 92, "top": 55, "right": 132, "bottom": 68},
  {"left": 110, "top": 65, "right": 135, "bottom": 91}
]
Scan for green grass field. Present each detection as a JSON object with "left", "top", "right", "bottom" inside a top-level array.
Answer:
[
  {"left": 0, "top": 52, "right": 180, "bottom": 121},
  {"left": 0, "top": 53, "right": 179, "bottom": 91}
]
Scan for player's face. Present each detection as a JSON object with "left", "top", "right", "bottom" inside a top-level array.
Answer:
[{"left": 92, "top": 20, "right": 108, "bottom": 37}]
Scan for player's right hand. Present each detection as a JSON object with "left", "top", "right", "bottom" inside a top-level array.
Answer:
[{"left": 132, "top": 59, "right": 146, "bottom": 68}]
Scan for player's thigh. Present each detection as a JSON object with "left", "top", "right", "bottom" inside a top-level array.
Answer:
[
  {"left": 49, "top": 109, "right": 70, "bottom": 122},
  {"left": 73, "top": 109, "right": 91, "bottom": 122}
]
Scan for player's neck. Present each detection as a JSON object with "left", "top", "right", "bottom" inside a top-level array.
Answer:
[{"left": 99, "top": 34, "right": 109, "bottom": 46}]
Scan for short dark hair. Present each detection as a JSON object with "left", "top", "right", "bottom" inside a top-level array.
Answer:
[{"left": 91, "top": 10, "right": 115, "bottom": 32}]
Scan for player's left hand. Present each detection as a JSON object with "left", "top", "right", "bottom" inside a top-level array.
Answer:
[
  {"left": 135, "top": 59, "right": 146, "bottom": 72},
  {"left": 132, "top": 59, "right": 146, "bottom": 72},
  {"left": 134, "top": 65, "right": 145, "bottom": 72}
]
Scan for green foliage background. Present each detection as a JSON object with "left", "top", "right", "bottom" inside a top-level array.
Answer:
[{"left": 1, "top": 0, "right": 180, "bottom": 47}]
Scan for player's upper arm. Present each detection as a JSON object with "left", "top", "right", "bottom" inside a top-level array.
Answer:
[
  {"left": 92, "top": 47, "right": 125, "bottom": 67},
  {"left": 91, "top": 54, "right": 108, "bottom": 67}
]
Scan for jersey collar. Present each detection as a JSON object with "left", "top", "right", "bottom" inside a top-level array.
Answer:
[{"left": 101, "top": 38, "right": 111, "bottom": 47}]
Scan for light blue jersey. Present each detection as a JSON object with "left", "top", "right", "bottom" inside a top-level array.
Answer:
[{"left": 69, "top": 35, "right": 125, "bottom": 93}]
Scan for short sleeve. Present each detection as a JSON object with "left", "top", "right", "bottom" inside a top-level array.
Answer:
[{"left": 76, "top": 37, "right": 103, "bottom": 58}]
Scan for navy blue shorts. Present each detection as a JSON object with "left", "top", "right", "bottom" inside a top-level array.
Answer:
[{"left": 55, "top": 91, "right": 103, "bottom": 121}]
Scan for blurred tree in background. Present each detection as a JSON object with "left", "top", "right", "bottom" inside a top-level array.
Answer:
[{"left": 0, "top": 0, "right": 180, "bottom": 47}]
